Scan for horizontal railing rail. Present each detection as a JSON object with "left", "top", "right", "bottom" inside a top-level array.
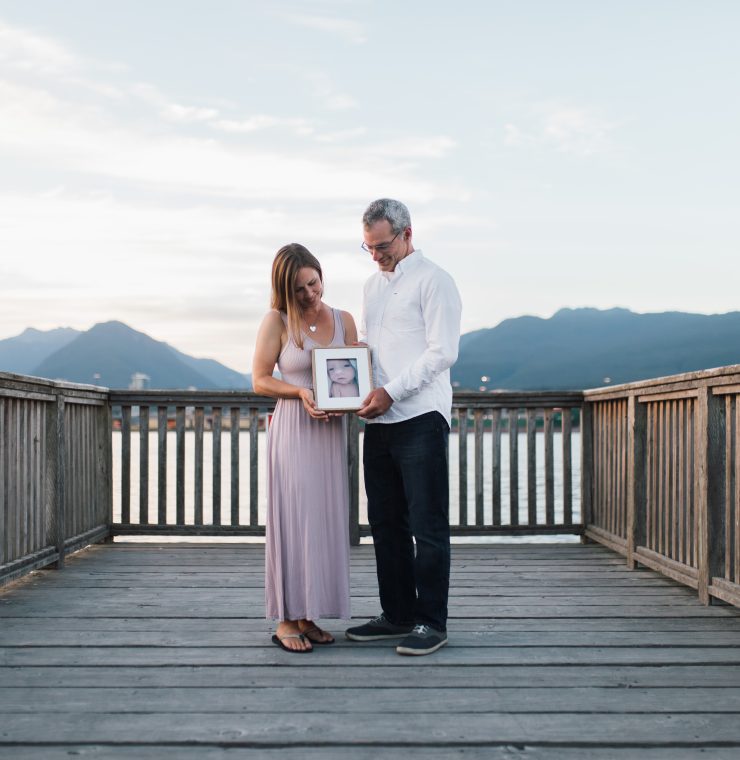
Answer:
[
  {"left": 583, "top": 364, "right": 740, "bottom": 607},
  {"left": 1, "top": 372, "right": 111, "bottom": 585}
]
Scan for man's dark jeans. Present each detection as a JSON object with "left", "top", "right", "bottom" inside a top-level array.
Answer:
[{"left": 363, "top": 411, "right": 450, "bottom": 631}]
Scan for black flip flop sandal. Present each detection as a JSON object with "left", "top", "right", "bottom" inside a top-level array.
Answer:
[{"left": 271, "top": 633, "right": 313, "bottom": 653}]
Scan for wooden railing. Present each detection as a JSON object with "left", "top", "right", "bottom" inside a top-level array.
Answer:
[
  {"left": 109, "top": 390, "right": 278, "bottom": 538},
  {"left": 452, "top": 392, "right": 582, "bottom": 535},
  {"left": 0, "top": 372, "right": 111, "bottom": 585},
  {"left": 108, "top": 390, "right": 584, "bottom": 544},
  {"left": 3, "top": 366, "right": 739, "bottom": 610},
  {"left": 584, "top": 365, "right": 740, "bottom": 606}
]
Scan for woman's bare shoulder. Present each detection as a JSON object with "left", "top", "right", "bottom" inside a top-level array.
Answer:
[{"left": 339, "top": 310, "right": 357, "bottom": 341}]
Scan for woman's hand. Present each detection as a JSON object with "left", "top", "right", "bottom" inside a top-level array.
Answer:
[{"left": 298, "top": 388, "right": 329, "bottom": 421}]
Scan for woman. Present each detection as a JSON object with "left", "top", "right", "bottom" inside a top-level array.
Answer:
[{"left": 252, "top": 243, "right": 357, "bottom": 653}]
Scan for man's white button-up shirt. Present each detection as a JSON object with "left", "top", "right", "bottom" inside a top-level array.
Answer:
[{"left": 360, "top": 249, "right": 462, "bottom": 427}]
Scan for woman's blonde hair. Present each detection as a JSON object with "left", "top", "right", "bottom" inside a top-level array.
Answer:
[{"left": 271, "top": 243, "right": 323, "bottom": 350}]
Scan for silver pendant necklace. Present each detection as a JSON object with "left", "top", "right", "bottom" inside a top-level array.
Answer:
[{"left": 306, "top": 307, "right": 320, "bottom": 333}]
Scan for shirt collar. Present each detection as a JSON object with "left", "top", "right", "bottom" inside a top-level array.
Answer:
[{"left": 381, "top": 248, "right": 423, "bottom": 280}]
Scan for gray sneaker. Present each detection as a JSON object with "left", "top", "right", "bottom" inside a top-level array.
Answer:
[
  {"left": 396, "top": 624, "right": 448, "bottom": 656},
  {"left": 345, "top": 614, "right": 414, "bottom": 641}
]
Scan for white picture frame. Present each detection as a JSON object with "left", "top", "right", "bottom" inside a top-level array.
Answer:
[{"left": 311, "top": 346, "right": 373, "bottom": 411}]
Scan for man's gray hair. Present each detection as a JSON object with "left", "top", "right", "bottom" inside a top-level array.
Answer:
[{"left": 362, "top": 198, "right": 411, "bottom": 234}]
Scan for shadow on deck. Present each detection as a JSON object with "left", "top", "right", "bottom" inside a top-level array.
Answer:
[{"left": 2, "top": 542, "right": 740, "bottom": 758}]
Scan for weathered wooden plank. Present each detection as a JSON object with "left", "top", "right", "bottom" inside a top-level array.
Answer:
[
  {"left": 5, "top": 645, "right": 740, "bottom": 667},
  {"left": 3, "top": 629, "right": 739, "bottom": 648},
  {"left": 2, "top": 601, "right": 732, "bottom": 619},
  {"left": 1, "top": 614, "right": 733, "bottom": 633},
  {"left": 4, "top": 712, "right": 740, "bottom": 746},
  {"left": 9, "top": 571, "right": 682, "bottom": 587},
  {"left": 3, "top": 686, "right": 740, "bottom": 715},
  {"left": 5, "top": 663, "right": 740, "bottom": 690},
  {"left": 0, "top": 748, "right": 736, "bottom": 760}
]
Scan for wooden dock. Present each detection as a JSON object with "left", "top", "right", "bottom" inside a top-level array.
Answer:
[{"left": 2, "top": 541, "right": 740, "bottom": 758}]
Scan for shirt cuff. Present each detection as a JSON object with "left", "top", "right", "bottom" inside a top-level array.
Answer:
[{"left": 384, "top": 380, "right": 403, "bottom": 403}]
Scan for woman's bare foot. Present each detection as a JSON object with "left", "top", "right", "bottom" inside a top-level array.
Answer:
[
  {"left": 275, "top": 620, "right": 312, "bottom": 652},
  {"left": 298, "top": 619, "right": 335, "bottom": 644}
]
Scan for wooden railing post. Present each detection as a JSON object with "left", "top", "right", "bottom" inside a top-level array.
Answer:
[
  {"left": 99, "top": 401, "right": 114, "bottom": 540},
  {"left": 347, "top": 415, "right": 360, "bottom": 546},
  {"left": 580, "top": 402, "right": 594, "bottom": 540},
  {"left": 53, "top": 393, "right": 66, "bottom": 569},
  {"left": 707, "top": 389, "right": 727, "bottom": 599},
  {"left": 626, "top": 395, "right": 646, "bottom": 568},
  {"left": 696, "top": 386, "right": 725, "bottom": 604}
]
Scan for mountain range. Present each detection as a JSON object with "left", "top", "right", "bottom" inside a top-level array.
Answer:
[
  {"left": 0, "top": 322, "right": 250, "bottom": 389},
  {"left": 1, "top": 309, "right": 739, "bottom": 390},
  {"left": 454, "top": 308, "right": 740, "bottom": 390}
]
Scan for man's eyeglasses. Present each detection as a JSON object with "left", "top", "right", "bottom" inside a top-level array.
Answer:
[{"left": 361, "top": 230, "right": 400, "bottom": 254}]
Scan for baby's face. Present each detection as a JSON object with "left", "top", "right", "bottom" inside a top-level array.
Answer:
[{"left": 327, "top": 359, "right": 356, "bottom": 384}]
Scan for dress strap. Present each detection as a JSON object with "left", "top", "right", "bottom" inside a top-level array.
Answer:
[{"left": 332, "top": 308, "right": 346, "bottom": 345}]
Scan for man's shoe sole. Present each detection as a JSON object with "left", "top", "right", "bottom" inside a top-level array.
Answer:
[
  {"left": 396, "top": 638, "right": 448, "bottom": 656},
  {"left": 346, "top": 631, "right": 412, "bottom": 642}
]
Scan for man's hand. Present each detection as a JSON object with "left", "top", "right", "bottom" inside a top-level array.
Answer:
[{"left": 357, "top": 387, "right": 393, "bottom": 420}]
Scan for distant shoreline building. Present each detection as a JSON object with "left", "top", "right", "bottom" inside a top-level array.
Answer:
[{"left": 129, "top": 372, "right": 150, "bottom": 390}]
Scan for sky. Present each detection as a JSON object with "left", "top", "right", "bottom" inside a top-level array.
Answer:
[{"left": 1, "top": 1, "right": 738, "bottom": 373}]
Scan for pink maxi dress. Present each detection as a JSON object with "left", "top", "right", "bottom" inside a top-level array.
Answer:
[{"left": 264, "top": 308, "right": 351, "bottom": 621}]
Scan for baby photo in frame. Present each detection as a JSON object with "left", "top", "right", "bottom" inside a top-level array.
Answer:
[{"left": 312, "top": 346, "right": 373, "bottom": 411}]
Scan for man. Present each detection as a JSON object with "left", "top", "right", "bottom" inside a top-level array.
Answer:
[{"left": 345, "top": 198, "right": 462, "bottom": 656}]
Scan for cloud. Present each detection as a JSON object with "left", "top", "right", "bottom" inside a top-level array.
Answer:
[
  {"left": 0, "top": 75, "right": 437, "bottom": 202},
  {"left": 504, "top": 103, "right": 617, "bottom": 157},
  {"left": 280, "top": 12, "right": 366, "bottom": 44},
  {"left": 212, "top": 115, "right": 314, "bottom": 136},
  {"left": 0, "top": 20, "right": 80, "bottom": 75},
  {"left": 301, "top": 70, "right": 359, "bottom": 111},
  {"left": 0, "top": 19, "right": 455, "bottom": 204},
  {"left": 370, "top": 136, "right": 457, "bottom": 159}
]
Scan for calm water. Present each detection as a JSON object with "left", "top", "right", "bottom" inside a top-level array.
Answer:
[{"left": 112, "top": 431, "right": 581, "bottom": 541}]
